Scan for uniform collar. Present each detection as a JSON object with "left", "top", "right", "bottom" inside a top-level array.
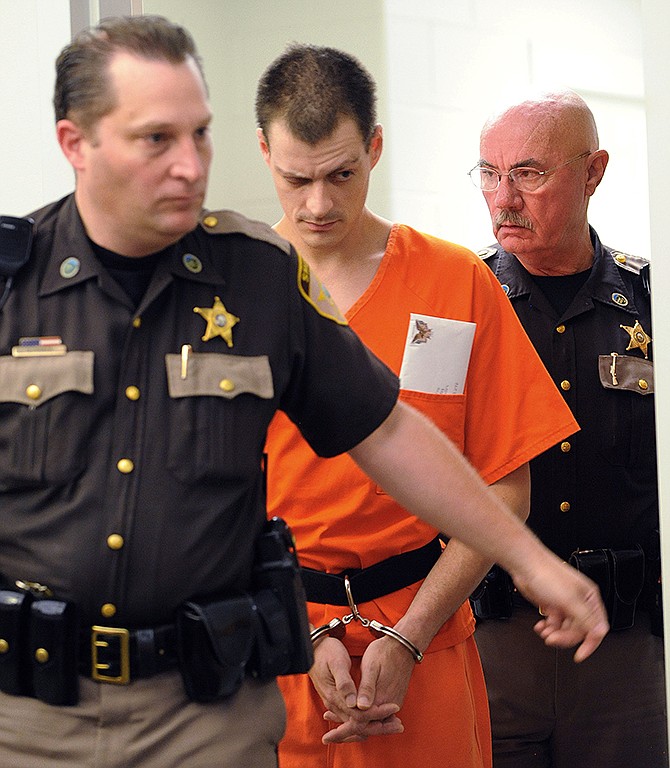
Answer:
[
  {"left": 39, "top": 196, "right": 224, "bottom": 304},
  {"left": 486, "top": 226, "right": 640, "bottom": 319},
  {"left": 39, "top": 195, "right": 104, "bottom": 298}
]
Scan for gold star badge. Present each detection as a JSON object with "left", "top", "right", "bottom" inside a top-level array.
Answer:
[
  {"left": 620, "top": 320, "right": 652, "bottom": 359},
  {"left": 193, "top": 296, "right": 240, "bottom": 347}
]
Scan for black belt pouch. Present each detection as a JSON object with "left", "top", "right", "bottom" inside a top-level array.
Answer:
[
  {"left": 177, "top": 595, "right": 256, "bottom": 703},
  {"left": 30, "top": 599, "right": 79, "bottom": 705},
  {"left": 569, "top": 547, "right": 645, "bottom": 631},
  {"left": 470, "top": 565, "right": 514, "bottom": 620},
  {"left": 0, "top": 589, "right": 33, "bottom": 696},
  {"left": 249, "top": 588, "right": 292, "bottom": 679}
]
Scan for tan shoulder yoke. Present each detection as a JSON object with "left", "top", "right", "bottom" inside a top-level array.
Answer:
[{"left": 199, "top": 209, "right": 291, "bottom": 255}]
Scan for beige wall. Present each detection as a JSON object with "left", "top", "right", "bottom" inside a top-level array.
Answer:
[
  {"left": 2, "top": 0, "right": 648, "bottom": 259},
  {"left": 143, "top": 0, "right": 391, "bottom": 225},
  {"left": 384, "top": 0, "right": 647, "bottom": 255},
  {"left": 0, "top": 0, "right": 668, "bottom": 746},
  {"left": 642, "top": 1, "right": 670, "bottom": 721},
  {"left": 0, "top": 0, "right": 72, "bottom": 215},
  {"left": 142, "top": 0, "right": 648, "bottom": 256}
]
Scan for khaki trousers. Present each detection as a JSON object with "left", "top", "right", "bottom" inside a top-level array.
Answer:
[{"left": 0, "top": 671, "right": 285, "bottom": 767}]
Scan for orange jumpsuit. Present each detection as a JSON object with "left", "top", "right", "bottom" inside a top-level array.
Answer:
[{"left": 265, "top": 224, "right": 578, "bottom": 768}]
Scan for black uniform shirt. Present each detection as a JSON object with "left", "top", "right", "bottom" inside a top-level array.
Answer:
[
  {"left": 481, "top": 227, "right": 658, "bottom": 561},
  {"left": 0, "top": 195, "right": 399, "bottom": 626}
]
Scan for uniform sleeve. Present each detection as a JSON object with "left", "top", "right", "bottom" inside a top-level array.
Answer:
[{"left": 279, "top": 256, "right": 399, "bottom": 459}]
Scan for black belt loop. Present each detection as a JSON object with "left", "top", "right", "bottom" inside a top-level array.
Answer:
[{"left": 300, "top": 536, "right": 443, "bottom": 606}]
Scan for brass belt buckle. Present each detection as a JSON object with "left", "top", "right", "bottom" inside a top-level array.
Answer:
[{"left": 91, "top": 626, "right": 131, "bottom": 684}]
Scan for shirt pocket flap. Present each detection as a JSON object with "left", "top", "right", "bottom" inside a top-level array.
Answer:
[
  {"left": 165, "top": 353, "right": 274, "bottom": 400},
  {"left": 598, "top": 354, "right": 653, "bottom": 395},
  {"left": 0, "top": 351, "right": 94, "bottom": 406}
]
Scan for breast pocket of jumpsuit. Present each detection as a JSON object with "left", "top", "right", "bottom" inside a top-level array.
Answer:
[
  {"left": 597, "top": 354, "right": 654, "bottom": 467},
  {"left": 374, "top": 388, "right": 467, "bottom": 496},
  {"left": 0, "top": 351, "right": 94, "bottom": 489},
  {"left": 165, "top": 352, "right": 275, "bottom": 483}
]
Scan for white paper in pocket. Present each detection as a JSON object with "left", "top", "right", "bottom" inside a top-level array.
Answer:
[{"left": 399, "top": 313, "right": 476, "bottom": 395}]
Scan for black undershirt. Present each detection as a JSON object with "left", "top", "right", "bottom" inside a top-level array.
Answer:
[
  {"left": 524, "top": 265, "right": 592, "bottom": 317},
  {"left": 89, "top": 240, "right": 169, "bottom": 307}
]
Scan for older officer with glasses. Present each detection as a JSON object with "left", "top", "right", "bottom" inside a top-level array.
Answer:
[{"left": 470, "top": 90, "right": 666, "bottom": 768}]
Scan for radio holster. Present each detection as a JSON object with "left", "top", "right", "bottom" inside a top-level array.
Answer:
[{"left": 251, "top": 516, "right": 313, "bottom": 676}]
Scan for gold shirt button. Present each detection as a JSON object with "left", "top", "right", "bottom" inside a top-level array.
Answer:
[
  {"left": 133, "top": 317, "right": 142, "bottom": 329},
  {"left": 203, "top": 215, "right": 218, "bottom": 228},
  {"left": 26, "top": 384, "right": 42, "bottom": 400},
  {"left": 125, "top": 386, "right": 140, "bottom": 401},
  {"left": 107, "top": 534, "right": 124, "bottom": 550},
  {"left": 35, "top": 648, "right": 49, "bottom": 663},
  {"left": 639, "top": 379, "right": 649, "bottom": 391},
  {"left": 560, "top": 380, "right": 571, "bottom": 391},
  {"left": 0, "top": 639, "right": 9, "bottom": 654},
  {"left": 101, "top": 603, "right": 117, "bottom": 619},
  {"left": 556, "top": 324, "right": 566, "bottom": 334},
  {"left": 117, "top": 458, "right": 134, "bottom": 474},
  {"left": 220, "top": 379, "right": 235, "bottom": 392},
  {"left": 560, "top": 501, "right": 571, "bottom": 513},
  {"left": 560, "top": 441, "right": 571, "bottom": 453}
]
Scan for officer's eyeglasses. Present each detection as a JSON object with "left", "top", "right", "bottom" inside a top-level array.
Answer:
[{"left": 468, "top": 151, "right": 591, "bottom": 193}]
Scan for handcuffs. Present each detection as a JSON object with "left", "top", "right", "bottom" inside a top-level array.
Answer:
[{"left": 309, "top": 575, "right": 424, "bottom": 663}]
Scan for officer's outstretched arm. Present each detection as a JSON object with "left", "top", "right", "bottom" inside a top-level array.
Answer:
[{"left": 347, "top": 400, "right": 609, "bottom": 662}]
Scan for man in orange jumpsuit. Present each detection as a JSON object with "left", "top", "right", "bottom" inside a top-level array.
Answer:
[{"left": 256, "top": 44, "right": 580, "bottom": 767}]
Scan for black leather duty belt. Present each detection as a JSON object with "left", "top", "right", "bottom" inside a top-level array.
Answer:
[
  {"left": 300, "top": 536, "right": 443, "bottom": 606},
  {"left": 79, "top": 623, "right": 178, "bottom": 684}
]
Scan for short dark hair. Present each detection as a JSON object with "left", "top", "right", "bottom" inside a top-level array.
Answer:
[
  {"left": 54, "top": 14, "right": 204, "bottom": 132},
  {"left": 255, "top": 43, "right": 377, "bottom": 148}
]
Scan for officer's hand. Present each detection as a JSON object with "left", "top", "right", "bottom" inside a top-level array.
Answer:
[{"left": 511, "top": 554, "right": 609, "bottom": 662}]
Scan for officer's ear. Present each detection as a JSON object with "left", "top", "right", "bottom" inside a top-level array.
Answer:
[
  {"left": 585, "top": 149, "right": 609, "bottom": 197},
  {"left": 56, "top": 119, "right": 90, "bottom": 172}
]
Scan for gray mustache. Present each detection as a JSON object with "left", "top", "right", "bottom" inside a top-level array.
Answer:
[{"left": 494, "top": 211, "right": 534, "bottom": 230}]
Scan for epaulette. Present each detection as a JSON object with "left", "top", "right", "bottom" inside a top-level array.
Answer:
[
  {"left": 199, "top": 209, "right": 291, "bottom": 255},
  {"left": 477, "top": 246, "right": 499, "bottom": 260},
  {"left": 607, "top": 248, "right": 649, "bottom": 275}
]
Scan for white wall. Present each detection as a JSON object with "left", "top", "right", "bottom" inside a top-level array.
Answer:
[
  {"left": 0, "top": 0, "right": 72, "bottom": 215},
  {"left": 0, "top": 0, "right": 668, "bottom": 748},
  {"left": 384, "top": 0, "right": 648, "bottom": 257},
  {"left": 641, "top": 0, "right": 670, "bottom": 726},
  {"left": 143, "top": 0, "right": 391, "bottom": 226},
  {"left": 2, "top": 0, "right": 648, "bottom": 263}
]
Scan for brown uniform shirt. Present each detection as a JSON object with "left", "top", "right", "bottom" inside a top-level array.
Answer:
[{"left": 0, "top": 195, "right": 398, "bottom": 627}]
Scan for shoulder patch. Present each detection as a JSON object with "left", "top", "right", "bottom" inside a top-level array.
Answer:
[
  {"left": 477, "top": 246, "right": 498, "bottom": 260},
  {"left": 608, "top": 248, "right": 649, "bottom": 275},
  {"left": 199, "top": 209, "right": 291, "bottom": 255},
  {"left": 296, "top": 253, "right": 347, "bottom": 326}
]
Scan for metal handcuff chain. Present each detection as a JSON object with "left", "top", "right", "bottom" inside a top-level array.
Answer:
[{"left": 308, "top": 575, "right": 424, "bottom": 663}]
